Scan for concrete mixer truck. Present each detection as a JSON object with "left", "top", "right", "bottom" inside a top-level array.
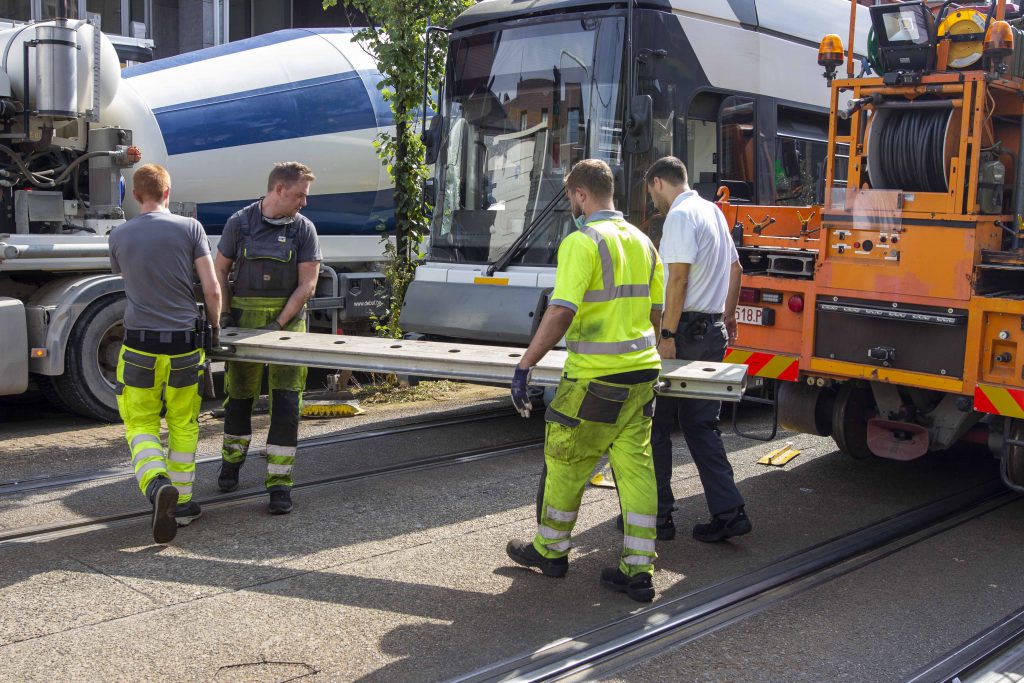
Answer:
[{"left": 0, "top": 21, "right": 394, "bottom": 421}]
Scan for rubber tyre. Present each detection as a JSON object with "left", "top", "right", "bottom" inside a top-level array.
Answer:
[
  {"left": 1004, "top": 419, "right": 1024, "bottom": 487},
  {"left": 831, "top": 383, "right": 875, "bottom": 460},
  {"left": 50, "top": 294, "right": 125, "bottom": 422}
]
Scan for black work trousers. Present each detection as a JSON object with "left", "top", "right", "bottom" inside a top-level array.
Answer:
[{"left": 652, "top": 318, "right": 744, "bottom": 519}]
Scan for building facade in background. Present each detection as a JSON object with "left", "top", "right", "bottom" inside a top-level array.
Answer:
[{"left": 0, "top": 0, "right": 366, "bottom": 62}]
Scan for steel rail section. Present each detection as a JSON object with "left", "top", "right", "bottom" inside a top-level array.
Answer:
[
  {"left": 0, "top": 407, "right": 515, "bottom": 495},
  {"left": 451, "top": 483, "right": 1018, "bottom": 683},
  {"left": 212, "top": 329, "right": 748, "bottom": 402},
  {"left": 903, "top": 607, "right": 1024, "bottom": 683},
  {"left": 0, "top": 438, "right": 544, "bottom": 547}
]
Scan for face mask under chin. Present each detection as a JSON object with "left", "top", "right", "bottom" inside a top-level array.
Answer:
[{"left": 262, "top": 214, "right": 295, "bottom": 226}]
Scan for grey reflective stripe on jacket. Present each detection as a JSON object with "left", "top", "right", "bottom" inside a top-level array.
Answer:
[
  {"left": 576, "top": 223, "right": 659, "bottom": 303},
  {"left": 566, "top": 330, "right": 657, "bottom": 355},
  {"left": 563, "top": 219, "right": 659, "bottom": 355}
]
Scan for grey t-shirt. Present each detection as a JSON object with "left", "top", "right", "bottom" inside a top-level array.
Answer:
[
  {"left": 109, "top": 211, "right": 211, "bottom": 331},
  {"left": 217, "top": 202, "right": 322, "bottom": 265}
]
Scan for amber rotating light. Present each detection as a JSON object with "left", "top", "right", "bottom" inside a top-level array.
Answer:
[
  {"left": 819, "top": 34, "right": 845, "bottom": 84},
  {"left": 984, "top": 20, "right": 1015, "bottom": 73}
]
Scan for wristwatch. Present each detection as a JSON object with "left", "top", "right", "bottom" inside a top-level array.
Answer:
[{"left": 660, "top": 328, "right": 675, "bottom": 339}]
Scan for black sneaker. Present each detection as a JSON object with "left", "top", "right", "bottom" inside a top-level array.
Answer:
[
  {"left": 150, "top": 480, "right": 178, "bottom": 544},
  {"left": 506, "top": 538, "right": 568, "bottom": 578},
  {"left": 615, "top": 513, "right": 676, "bottom": 541},
  {"left": 268, "top": 489, "right": 292, "bottom": 515},
  {"left": 600, "top": 567, "right": 655, "bottom": 602},
  {"left": 174, "top": 501, "right": 203, "bottom": 527},
  {"left": 692, "top": 507, "right": 752, "bottom": 543},
  {"left": 218, "top": 460, "right": 242, "bottom": 492}
]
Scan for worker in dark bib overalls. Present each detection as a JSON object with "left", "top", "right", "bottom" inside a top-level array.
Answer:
[{"left": 214, "top": 162, "right": 322, "bottom": 514}]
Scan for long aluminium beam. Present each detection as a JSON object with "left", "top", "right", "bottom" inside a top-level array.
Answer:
[{"left": 213, "top": 328, "right": 747, "bottom": 401}]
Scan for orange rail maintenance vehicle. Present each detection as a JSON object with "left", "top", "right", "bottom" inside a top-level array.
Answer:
[{"left": 724, "top": 0, "right": 1024, "bottom": 487}]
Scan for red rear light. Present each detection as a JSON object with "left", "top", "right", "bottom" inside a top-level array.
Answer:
[
  {"left": 739, "top": 287, "right": 760, "bottom": 304},
  {"left": 788, "top": 295, "right": 804, "bottom": 313}
]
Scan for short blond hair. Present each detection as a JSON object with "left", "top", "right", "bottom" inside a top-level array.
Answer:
[
  {"left": 565, "top": 159, "right": 614, "bottom": 200},
  {"left": 267, "top": 161, "right": 316, "bottom": 191},
  {"left": 133, "top": 164, "right": 171, "bottom": 202}
]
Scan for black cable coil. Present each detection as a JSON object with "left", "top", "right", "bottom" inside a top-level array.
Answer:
[{"left": 873, "top": 108, "right": 951, "bottom": 193}]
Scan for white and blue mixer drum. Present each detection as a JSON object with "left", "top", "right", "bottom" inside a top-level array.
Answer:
[{"left": 106, "top": 28, "right": 393, "bottom": 263}]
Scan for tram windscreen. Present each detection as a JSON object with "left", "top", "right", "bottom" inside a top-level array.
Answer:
[{"left": 430, "top": 17, "right": 626, "bottom": 264}]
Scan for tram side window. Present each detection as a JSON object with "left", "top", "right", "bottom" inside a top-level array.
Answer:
[
  {"left": 684, "top": 91, "right": 722, "bottom": 202},
  {"left": 718, "top": 95, "right": 756, "bottom": 202},
  {"left": 774, "top": 106, "right": 829, "bottom": 206}
]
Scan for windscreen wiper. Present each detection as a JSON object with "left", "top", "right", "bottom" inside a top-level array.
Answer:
[{"left": 484, "top": 186, "right": 567, "bottom": 277}]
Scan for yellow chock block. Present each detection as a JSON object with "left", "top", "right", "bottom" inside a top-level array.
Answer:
[
  {"left": 758, "top": 442, "right": 801, "bottom": 467},
  {"left": 300, "top": 401, "right": 364, "bottom": 419},
  {"left": 589, "top": 464, "right": 616, "bottom": 488}
]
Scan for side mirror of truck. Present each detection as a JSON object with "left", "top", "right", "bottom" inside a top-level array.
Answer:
[
  {"left": 623, "top": 95, "right": 653, "bottom": 155},
  {"left": 423, "top": 114, "right": 443, "bottom": 165}
]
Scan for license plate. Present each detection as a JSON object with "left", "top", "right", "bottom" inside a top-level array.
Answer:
[{"left": 736, "top": 305, "right": 764, "bottom": 326}]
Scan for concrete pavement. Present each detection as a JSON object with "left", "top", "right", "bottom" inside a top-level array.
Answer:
[{"left": 0, "top": 395, "right": 1010, "bottom": 681}]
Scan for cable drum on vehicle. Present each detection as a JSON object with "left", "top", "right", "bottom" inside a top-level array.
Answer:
[{"left": 866, "top": 105, "right": 957, "bottom": 193}]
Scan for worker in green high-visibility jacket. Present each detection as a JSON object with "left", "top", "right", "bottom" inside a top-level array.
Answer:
[
  {"left": 506, "top": 159, "right": 665, "bottom": 603},
  {"left": 214, "top": 162, "right": 322, "bottom": 515},
  {"left": 109, "top": 163, "right": 223, "bottom": 545}
]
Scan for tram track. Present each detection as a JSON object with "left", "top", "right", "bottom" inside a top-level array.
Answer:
[
  {"left": 0, "top": 406, "right": 518, "bottom": 497},
  {"left": 452, "top": 481, "right": 1020, "bottom": 683},
  {"left": 0, "top": 434, "right": 545, "bottom": 547},
  {"left": 904, "top": 605, "right": 1024, "bottom": 683}
]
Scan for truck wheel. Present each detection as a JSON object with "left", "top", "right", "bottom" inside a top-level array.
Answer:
[
  {"left": 831, "top": 383, "right": 875, "bottom": 459},
  {"left": 50, "top": 294, "right": 125, "bottom": 422},
  {"left": 1002, "top": 419, "right": 1024, "bottom": 488}
]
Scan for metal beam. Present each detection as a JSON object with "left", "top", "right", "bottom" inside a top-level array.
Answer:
[{"left": 213, "top": 329, "right": 748, "bottom": 401}]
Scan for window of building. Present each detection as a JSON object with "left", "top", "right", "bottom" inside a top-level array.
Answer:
[
  {"left": 41, "top": 0, "right": 78, "bottom": 19},
  {"left": 0, "top": 0, "right": 31, "bottom": 20}
]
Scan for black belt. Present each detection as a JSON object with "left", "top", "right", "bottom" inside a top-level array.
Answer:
[
  {"left": 124, "top": 329, "right": 195, "bottom": 355},
  {"left": 679, "top": 312, "right": 723, "bottom": 324}
]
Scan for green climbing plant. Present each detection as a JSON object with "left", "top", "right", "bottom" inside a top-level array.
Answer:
[{"left": 324, "top": 0, "right": 471, "bottom": 338}]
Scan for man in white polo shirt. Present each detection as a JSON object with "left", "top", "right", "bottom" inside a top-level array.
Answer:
[{"left": 644, "top": 156, "right": 751, "bottom": 543}]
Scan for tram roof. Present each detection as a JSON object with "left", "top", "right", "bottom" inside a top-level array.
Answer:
[{"left": 450, "top": 0, "right": 868, "bottom": 54}]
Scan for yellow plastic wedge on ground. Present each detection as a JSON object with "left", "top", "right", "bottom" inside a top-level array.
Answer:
[
  {"left": 300, "top": 401, "right": 364, "bottom": 419},
  {"left": 589, "top": 464, "right": 616, "bottom": 488},
  {"left": 758, "top": 442, "right": 801, "bottom": 467}
]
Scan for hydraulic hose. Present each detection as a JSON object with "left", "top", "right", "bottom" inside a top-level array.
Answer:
[{"left": 873, "top": 108, "right": 952, "bottom": 192}]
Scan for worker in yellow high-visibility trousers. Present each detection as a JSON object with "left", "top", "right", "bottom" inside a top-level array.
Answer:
[
  {"left": 506, "top": 159, "right": 664, "bottom": 603},
  {"left": 214, "top": 162, "right": 321, "bottom": 515},
  {"left": 109, "top": 164, "right": 222, "bottom": 544}
]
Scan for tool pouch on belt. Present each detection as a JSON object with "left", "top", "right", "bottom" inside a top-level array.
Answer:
[
  {"left": 168, "top": 350, "right": 203, "bottom": 390},
  {"left": 546, "top": 379, "right": 629, "bottom": 427},
  {"left": 120, "top": 348, "right": 157, "bottom": 389},
  {"left": 684, "top": 317, "right": 710, "bottom": 341}
]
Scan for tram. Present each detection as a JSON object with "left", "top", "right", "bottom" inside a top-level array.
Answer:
[{"left": 400, "top": 0, "right": 869, "bottom": 343}]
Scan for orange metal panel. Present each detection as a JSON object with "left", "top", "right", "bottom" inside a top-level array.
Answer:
[{"left": 808, "top": 358, "right": 966, "bottom": 393}]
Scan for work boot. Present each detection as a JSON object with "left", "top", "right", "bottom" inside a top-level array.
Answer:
[
  {"left": 147, "top": 477, "right": 177, "bottom": 544},
  {"left": 174, "top": 501, "right": 203, "bottom": 527},
  {"left": 268, "top": 489, "right": 292, "bottom": 515},
  {"left": 615, "top": 513, "right": 677, "bottom": 541},
  {"left": 600, "top": 567, "right": 655, "bottom": 603},
  {"left": 218, "top": 460, "right": 242, "bottom": 492},
  {"left": 692, "top": 506, "right": 752, "bottom": 543},
  {"left": 506, "top": 539, "right": 568, "bottom": 577}
]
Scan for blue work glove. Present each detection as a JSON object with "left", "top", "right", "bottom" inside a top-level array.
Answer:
[{"left": 511, "top": 365, "right": 533, "bottom": 418}]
